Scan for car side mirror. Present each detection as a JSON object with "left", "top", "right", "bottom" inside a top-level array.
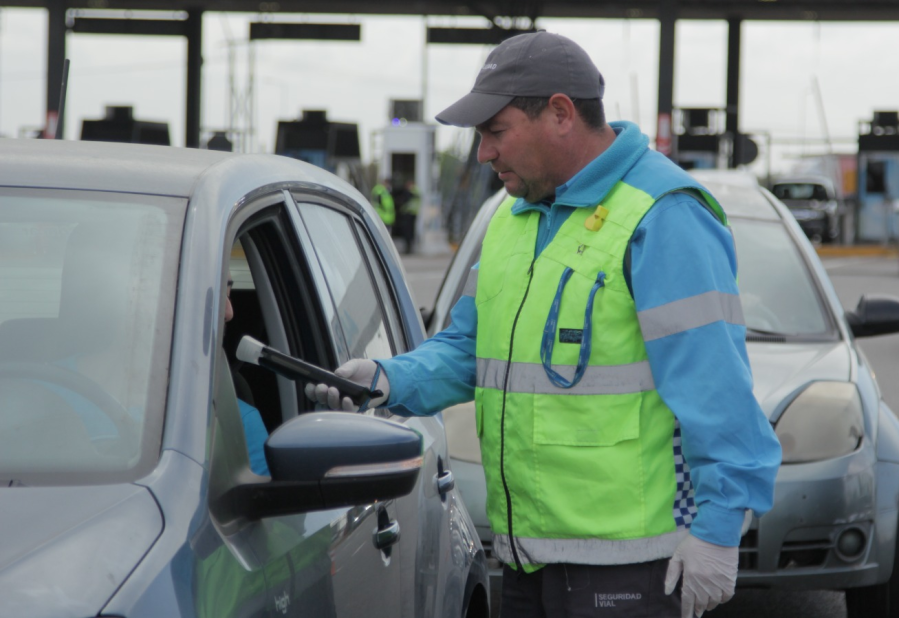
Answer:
[
  {"left": 220, "top": 412, "right": 422, "bottom": 521},
  {"left": 845, "top": 294, "right": 899, "bottom": 338}
]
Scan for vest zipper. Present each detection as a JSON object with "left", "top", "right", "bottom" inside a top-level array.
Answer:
[{"left": 500, "top": 258, "right": 536, "bottom": 573}]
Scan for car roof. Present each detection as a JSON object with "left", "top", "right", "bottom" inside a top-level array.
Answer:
[
  {"left": 0, "top": 138, "right": 367, "bottom": 207},
  {"left": 688, "top": 169, "right": 781, "bottom": 221},
  {"left": 689, "top": 168, "right": 759, "bottom": 188},
  {"left": 0, "top": 138, "right": 235, "bottom": 197}
]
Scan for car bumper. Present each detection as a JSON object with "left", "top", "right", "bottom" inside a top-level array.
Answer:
[
  {"left": 738, "top": 445, "right": 897, "bottom": 590},
  {"left": 791, "top": 211, "right": 828, "bottom": 239},
  {"left": 453, "top": 446, "right": 899, "bottom": 592}
]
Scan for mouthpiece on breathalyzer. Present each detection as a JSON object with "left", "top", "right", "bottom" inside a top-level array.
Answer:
[{"left": 236, "top": 335, "right": 265, "bottom": 365}]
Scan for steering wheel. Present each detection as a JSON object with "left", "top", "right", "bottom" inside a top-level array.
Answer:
[{"left": 0, "top": 362, "right": 137, "bottom": 445}]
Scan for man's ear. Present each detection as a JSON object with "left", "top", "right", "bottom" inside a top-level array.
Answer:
[{"left": 546, "top": 94, "right": 577, "bottom": 135}]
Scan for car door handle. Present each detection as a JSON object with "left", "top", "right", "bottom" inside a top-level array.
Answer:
[
  {"left": 373, "top": 520, "right": 400, "bottom": 550},
  {"left": 437, "top": 470, "right": 455, "bottom": 494}
]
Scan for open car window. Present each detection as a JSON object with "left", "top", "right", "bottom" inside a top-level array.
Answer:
[{"left": 224, "top": 199, "right": 331, "bottom": 433}]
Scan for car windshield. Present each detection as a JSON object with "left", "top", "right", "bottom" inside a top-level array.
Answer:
[
  {"left": 731, "top": 217, "right": 831, "bottom": 336},
  {"left": 772, "top": 183, "right": 829, "bottom": 201},
  {"left": 0, "top": 188, "right": 184, "bottom": 485}
]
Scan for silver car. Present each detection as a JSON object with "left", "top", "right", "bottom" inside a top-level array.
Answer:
[
  {"left": 0, "top": 138, "right": 490, "bottom": 618},
  {"left": 428, "top": 170, "right": 899, "bottom": 618},
  {"left": 770, "top": 175, "right": 842, "bottom": 244}
]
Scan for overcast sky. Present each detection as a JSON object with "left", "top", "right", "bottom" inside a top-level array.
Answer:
[{"left": 0, "top": 8, "right": 897, "bottom": 176}]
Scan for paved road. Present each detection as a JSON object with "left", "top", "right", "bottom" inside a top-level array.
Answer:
[
  {"left": 399, "top": 250, "right": 899, "bottom": 618},
  {"left": 824, "top": 254, "right": 899, "bottom": 412},
  {"left": 399, "top": 251, "right": 454, "bottom": 314}
]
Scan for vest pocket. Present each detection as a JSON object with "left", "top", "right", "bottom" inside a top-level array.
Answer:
[
  {"left": 474, "top": 262, "right": 506, "bottom": 306},
  {"left": 533, "top": 394, "right": 640, "bottom": 447}
]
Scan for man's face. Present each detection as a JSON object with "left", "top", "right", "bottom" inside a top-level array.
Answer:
[
  {"left": 476, "top": 105, "right": 556, "bottom": 203},
  {"left": 224, "top": 275, "right": 234, "bottom": 323}
]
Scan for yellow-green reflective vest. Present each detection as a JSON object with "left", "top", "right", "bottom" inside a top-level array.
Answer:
[
  {"left": 474, "top": 183, "right": 726, "bottom": 571},
  {"left": 403, "top": 186, "right": 421, "bottom": 216},
  {"left": 371, "top": 184, "right": 395, "bottom": 226}
]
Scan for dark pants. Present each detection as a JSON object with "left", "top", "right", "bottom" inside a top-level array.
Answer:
[
  {"left": 500, "top": 560, "right": 680, "bottom": 618},
  {"left": 395, "top": 212, "right": 417, "bottom": 254}
]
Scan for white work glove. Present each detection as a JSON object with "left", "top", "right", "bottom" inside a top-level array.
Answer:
[
  {"left": 303, "top": 359, "right": 390, "bottom": 412},
  {"left": 664, "top": 534, "right": 738, "bottom": 618}
]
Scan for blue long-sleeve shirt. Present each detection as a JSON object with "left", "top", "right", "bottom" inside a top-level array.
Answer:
[
  {"left": 238, "top": 398, "right": 270, "bottom": 476},
  {"left": 379, "top": 121, "right": 780, "bottom": 548}
]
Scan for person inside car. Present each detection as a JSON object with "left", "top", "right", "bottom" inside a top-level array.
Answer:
[{"left": 224, "top": 272, "right": 270, "bottom": 477}]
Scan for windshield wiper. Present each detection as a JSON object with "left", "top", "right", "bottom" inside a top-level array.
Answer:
[{"left": 745, "top": 327, "right": 791, "bottom": 339}]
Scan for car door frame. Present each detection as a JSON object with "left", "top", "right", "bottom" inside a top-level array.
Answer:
[
  {"left": 285, "top": 188, "right": 466, "bottom": 618},
  {"left": 217, "top": 186, "right": 408, "bottom": 618},
  {"left": 282, "top": 187, "right": 407, "bottom": 617}
]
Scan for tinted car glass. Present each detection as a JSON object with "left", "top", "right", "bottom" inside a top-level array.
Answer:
[
  {"left": 0, "top": 189, "right": 183, "bottom": 484},
  {"left": 356, "top": 221, "right": 408, "bottom": 355},
  {"left": 731, "top": 217, "right": 831, "bottom": 336},
  {"left": 773, "top": 183, "right": 829, "bottom": 201},
  {"left": 298, "top": 204, "right": 394, "bottom": 361}
]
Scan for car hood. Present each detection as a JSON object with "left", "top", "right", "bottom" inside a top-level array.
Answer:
[
  {"left": 747, "top": 340, "right": 851, "bottom": 419},
  {"left": 0, "top": 483, "right": 163, "bottom": 618}
]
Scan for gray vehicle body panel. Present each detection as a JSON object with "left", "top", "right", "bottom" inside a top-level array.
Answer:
[
  {"left": 0, "top": 483, "right": 162, "bottom": 618},
  {"left": 0, "top": 138, "right": 486, "bottom": 618}
]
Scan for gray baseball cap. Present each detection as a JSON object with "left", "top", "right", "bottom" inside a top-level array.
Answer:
[{"left": 436, "top": 31, "right": 605, "bottom": 128}]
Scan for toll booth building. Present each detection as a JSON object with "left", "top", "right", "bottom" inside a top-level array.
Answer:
[
  {"left": 857, "top": 111, "right": 899, "bottom": 243},
  {"left": 674, "top": 108, "right": 724, "bottom": 170},
  {"left": 274, "top": 110, "right": 361, "bottom": 181},
  {"left": 673, "top": 107, "right": 758, "bottom": 172},
  {"left": 80, "top": 105, "right": 170, "bottom": 146},
  {"left": 378, "top": 99, "right": 450, "bottom": 255},
  {"left": 379, "top": 100, "right": 436, "bottom": 201}
]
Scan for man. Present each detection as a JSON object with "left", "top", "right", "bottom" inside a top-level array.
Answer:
[
  {"left": 394, "top": 180, "right": 421, "bottom": 254},
  {"left": 224, "top": 273, "right": 270, "bottom": 477},
  {"left": 370, "top": 178, "right": 395, "bottom": 232},
  {"left": 308, "top": 31, "right": 780, "bottom": 618}
]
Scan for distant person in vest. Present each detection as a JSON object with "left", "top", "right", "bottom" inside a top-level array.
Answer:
[
  {"left": 393, "top": 180, "right": 421, "bottom": 254},
  {"left": 307, "top": 31, "right": 780, "bottom": 618},
  {"left": 370, "top": 178, "right": 395, "bottom": 232}
]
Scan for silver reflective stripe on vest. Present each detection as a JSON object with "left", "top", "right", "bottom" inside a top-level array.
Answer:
[
  {"left": 637, "top": 291, "right": 745, "bottom": 342},
  {"left": 493, "top": 529, "right": 688, "bottom": 566},
  {"left": 461, "top": 268, "right": 478, "bottom": 298},
  {"left": 477, "top": 358, "right": 655, "bottom": 395}
]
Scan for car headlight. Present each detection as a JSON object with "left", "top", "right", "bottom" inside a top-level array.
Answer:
[{"left": 775, "top": 381, "right": 864, "bottom": 463}]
